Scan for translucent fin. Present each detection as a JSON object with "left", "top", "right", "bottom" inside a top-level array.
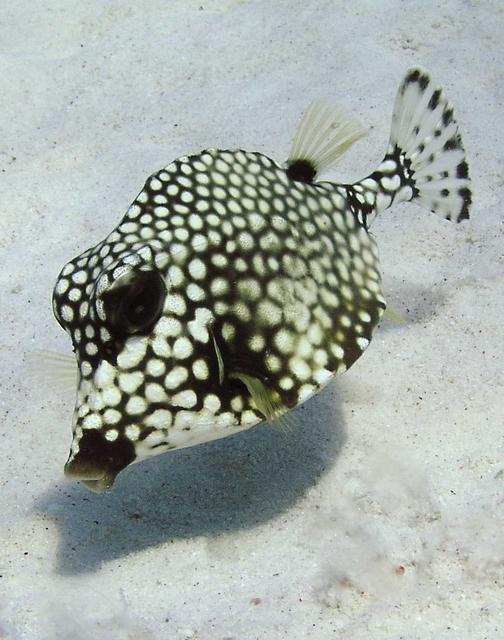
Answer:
[
  {"left": 383, "top": 306, "right": 406, "bottom": 324},
  {"left": 389, "top": 67, "right": 472, "bottom": 222},
  {"left": 210, "top": 328, "right": 225, "bottom": 385},
  {"left": 26, "top": 349, "right": 78, "bottom": 392},
  {"left": 230, "top": 372, "right": 293, "bottom": 431},
  {"left": 288, "top": 99, "right": 367, "bottom": 179}
]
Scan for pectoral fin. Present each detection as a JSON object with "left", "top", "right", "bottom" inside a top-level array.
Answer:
[
  {"left": 210, "top": 327, "right": 225, "bottom": 385},
  {"left": 230, "top": 372, "right": 293, "bottom": 431}
]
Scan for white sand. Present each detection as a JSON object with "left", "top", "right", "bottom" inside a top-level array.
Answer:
[{"left": 1, "top": 1, "right": 502, "bottom": 638}]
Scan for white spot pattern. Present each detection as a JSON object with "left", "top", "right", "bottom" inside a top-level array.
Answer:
[{"left": 54, "top": 146, "right": 390, "bottom": 484}]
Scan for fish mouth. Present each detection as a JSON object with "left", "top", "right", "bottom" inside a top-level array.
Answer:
[
  {"left": 64, "top": 426, "right": 136, "bottom": 493},
  {"left": 64, "top": 459, "right": 117, "bottom": 494}
]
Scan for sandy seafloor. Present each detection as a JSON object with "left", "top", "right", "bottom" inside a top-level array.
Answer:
[{"left": 1, "top": 1, "right": 503, "bottom": 638}]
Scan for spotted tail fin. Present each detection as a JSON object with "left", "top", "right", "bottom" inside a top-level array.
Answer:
[{"left": 354, "top": 67, "right": 472, "bottom": 226}]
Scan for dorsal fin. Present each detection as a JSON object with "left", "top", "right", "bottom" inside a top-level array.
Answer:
[{"left": 287, "top": 99, "right": 367, "bottom": 182}]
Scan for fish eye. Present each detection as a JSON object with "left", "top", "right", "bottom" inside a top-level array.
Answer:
[{"left": 102, "top": 269, "right": 166, "bottom": 336}]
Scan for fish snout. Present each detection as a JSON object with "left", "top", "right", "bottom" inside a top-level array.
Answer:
[
  {"left": 64, "top": 458, "right": 117, "bottom": 493},
  {"left": 64, "top": 428, "right": 136, "bottom": 493}
]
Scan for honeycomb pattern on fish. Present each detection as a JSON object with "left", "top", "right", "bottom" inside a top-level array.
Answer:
[
  {"left": 53, "top": 149, "right": 384, "bottom": 454},
  {"left": 51, "top": 67, "right": 472, "bottom": 492}
]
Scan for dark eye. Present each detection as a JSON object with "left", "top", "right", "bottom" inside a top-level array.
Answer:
[{"left": 103, "top": 269, "right": 166, "bottom": 336}]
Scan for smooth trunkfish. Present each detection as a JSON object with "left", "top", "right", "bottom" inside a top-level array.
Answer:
[{"left": 47, "top": 68, "right": 471, "bottom": 492}]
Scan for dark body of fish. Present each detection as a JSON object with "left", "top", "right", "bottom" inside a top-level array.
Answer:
[{"left": 51, "top": 68, "right": 471, "bottom": 492}]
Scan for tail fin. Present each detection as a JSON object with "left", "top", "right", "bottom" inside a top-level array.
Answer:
[{"left": 354, "top": 67, "right": 472, "bottom": 225}]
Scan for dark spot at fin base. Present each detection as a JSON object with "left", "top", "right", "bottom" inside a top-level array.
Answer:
[{"left": 286, "top": 159, "right": 317, "bottom": 183}]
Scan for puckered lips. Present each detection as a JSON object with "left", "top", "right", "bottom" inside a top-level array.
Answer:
[{"left": 64, "top": 429, "right": 135, "bottom": 493}]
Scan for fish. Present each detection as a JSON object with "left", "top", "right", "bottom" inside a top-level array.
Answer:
[{"left": 49, "top": 67, "right": 471, "bottom": 493}]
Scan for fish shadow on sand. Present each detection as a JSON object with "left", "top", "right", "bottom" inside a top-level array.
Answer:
[{"left": 34, "top": 385, "right": 346, "bottom": 575}]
